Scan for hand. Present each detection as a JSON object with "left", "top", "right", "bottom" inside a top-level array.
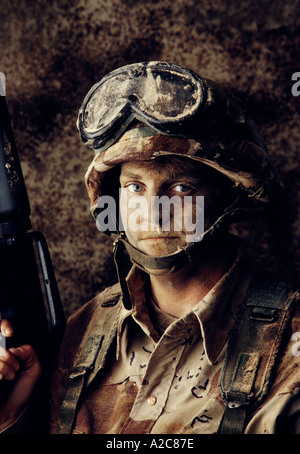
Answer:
[{"left": 0, "top": 319, "right": 42, "bottom": 431}]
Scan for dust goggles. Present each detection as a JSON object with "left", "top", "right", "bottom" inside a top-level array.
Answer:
[{"left": 77, "top": 61, "right": 248, "bottom": 152}]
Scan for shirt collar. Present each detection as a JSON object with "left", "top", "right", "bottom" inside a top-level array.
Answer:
[
  {"left": 117, "top": 236, "right": 254, "bottom": 364},
  {"left": 190, "top": 243, "right": 254, "bottom": 363}
]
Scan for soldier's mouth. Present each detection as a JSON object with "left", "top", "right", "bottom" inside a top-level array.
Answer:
[{"left": 140, "top": 236, "right": 179, "bottom": 241}]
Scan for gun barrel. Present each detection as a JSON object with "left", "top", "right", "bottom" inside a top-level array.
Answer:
[
  {"left": 0, "top": 73, "right": 31, "bottom": 235},
  {"left": 0, "top": 73, "right": 65, "bottom": 370}
]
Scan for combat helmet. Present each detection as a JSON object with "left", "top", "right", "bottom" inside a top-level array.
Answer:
[{"left": 77, "top": 62, "right": 279, "bottom": 304}]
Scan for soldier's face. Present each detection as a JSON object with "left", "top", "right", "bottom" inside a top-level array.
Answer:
[{"left": 119, "top": 159, "right": 230, "bottom": 257}]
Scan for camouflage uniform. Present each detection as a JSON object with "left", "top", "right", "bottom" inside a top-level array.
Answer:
[
  {"left": 50, "top": 238, "right": 300, "bottom": 434},
  {"left": 49, "top": 62, "right": 300, "bottom": 434}
]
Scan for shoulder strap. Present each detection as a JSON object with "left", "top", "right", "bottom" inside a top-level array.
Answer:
[
  {"left": 218, "top": 276, "right": 299, "bottom": 434},
  {"left": 56, "top": 289, "right": 122, "bottom": 434}
]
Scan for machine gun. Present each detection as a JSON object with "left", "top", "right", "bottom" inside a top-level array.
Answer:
[{"left": 0, "top": 73, "right": 66, "bottom": 382}]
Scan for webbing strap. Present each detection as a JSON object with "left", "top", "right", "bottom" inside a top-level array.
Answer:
[
  {"left": 219, "top": 406, "right": 248, "bottom": 435},
  {"left": 56, "top": 360, "right": 100, "bottom": 434},
  {"left": 218, "top": 276, "right": 299, "bottom": 434},
  {"left": 56, "top": 296, "right": 122, "bottom": 434}
]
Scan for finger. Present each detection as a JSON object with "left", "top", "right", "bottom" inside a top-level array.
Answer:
[
  {"left": 9, "top": 345, "right": 37, "bottom": 364},
  {"left": 0, "top": 346, "right": 42, "bottom": 421},
  {"left": 0, "top": 348, "right": 20, "bottom": 380},
  {"left": 9, "top": 345, "right": 41, "bottom": 376},
  {"left": 0, "top": 363, "right": 16, "bottom": 381},
  {"left": 0, "top": 359, "right": 19, "bottom": 381},
  {"left": 0, "top": 320, "right": 14, "bottom": 338}
]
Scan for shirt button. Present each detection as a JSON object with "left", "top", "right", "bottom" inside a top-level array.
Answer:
[{"left": 147, "top": 395, "right": 157, "bottom": 406}]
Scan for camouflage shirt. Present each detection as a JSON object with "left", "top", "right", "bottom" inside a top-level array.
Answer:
[{"left": 50, "top": 242, "right": 300, "bottom": 434}]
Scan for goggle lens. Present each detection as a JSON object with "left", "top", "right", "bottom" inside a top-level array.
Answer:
[{"left": 78, "top": 62, "right": 206, "bottom": 149}]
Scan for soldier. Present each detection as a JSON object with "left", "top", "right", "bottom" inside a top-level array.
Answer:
[{"left": 0, "top": 62, "right": 299, "bottom": 434}]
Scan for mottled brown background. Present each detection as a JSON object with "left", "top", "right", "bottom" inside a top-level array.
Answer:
[{"left": 1, "top": 0, "right": 299, "bottom": 317}]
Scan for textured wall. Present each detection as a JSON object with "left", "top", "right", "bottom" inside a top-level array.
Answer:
[{"left": 1, "top": 0, "right": 299, "bottom": 316}]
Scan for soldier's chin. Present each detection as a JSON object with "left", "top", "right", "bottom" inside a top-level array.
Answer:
[
  {"left": 136, "top": 238, "right": 189, "bottom": 276},
  {"left": 137, "top": 237, "right": 185, "bottom": 258}
]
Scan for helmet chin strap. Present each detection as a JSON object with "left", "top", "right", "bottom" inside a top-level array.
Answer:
[
  {"left": 112, "top": 231, "right": 213, "bottom": 310},
  {"left": 113, "top": 194, "right": 264, "bottom": 310},
  {"left": 114, "top": 232, "right": 211, "bottom": 275}
]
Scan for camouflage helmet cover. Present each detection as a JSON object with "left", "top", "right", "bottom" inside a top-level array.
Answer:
[{"left": 78, "top": 62, "right": 278, "bottom": 220}]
